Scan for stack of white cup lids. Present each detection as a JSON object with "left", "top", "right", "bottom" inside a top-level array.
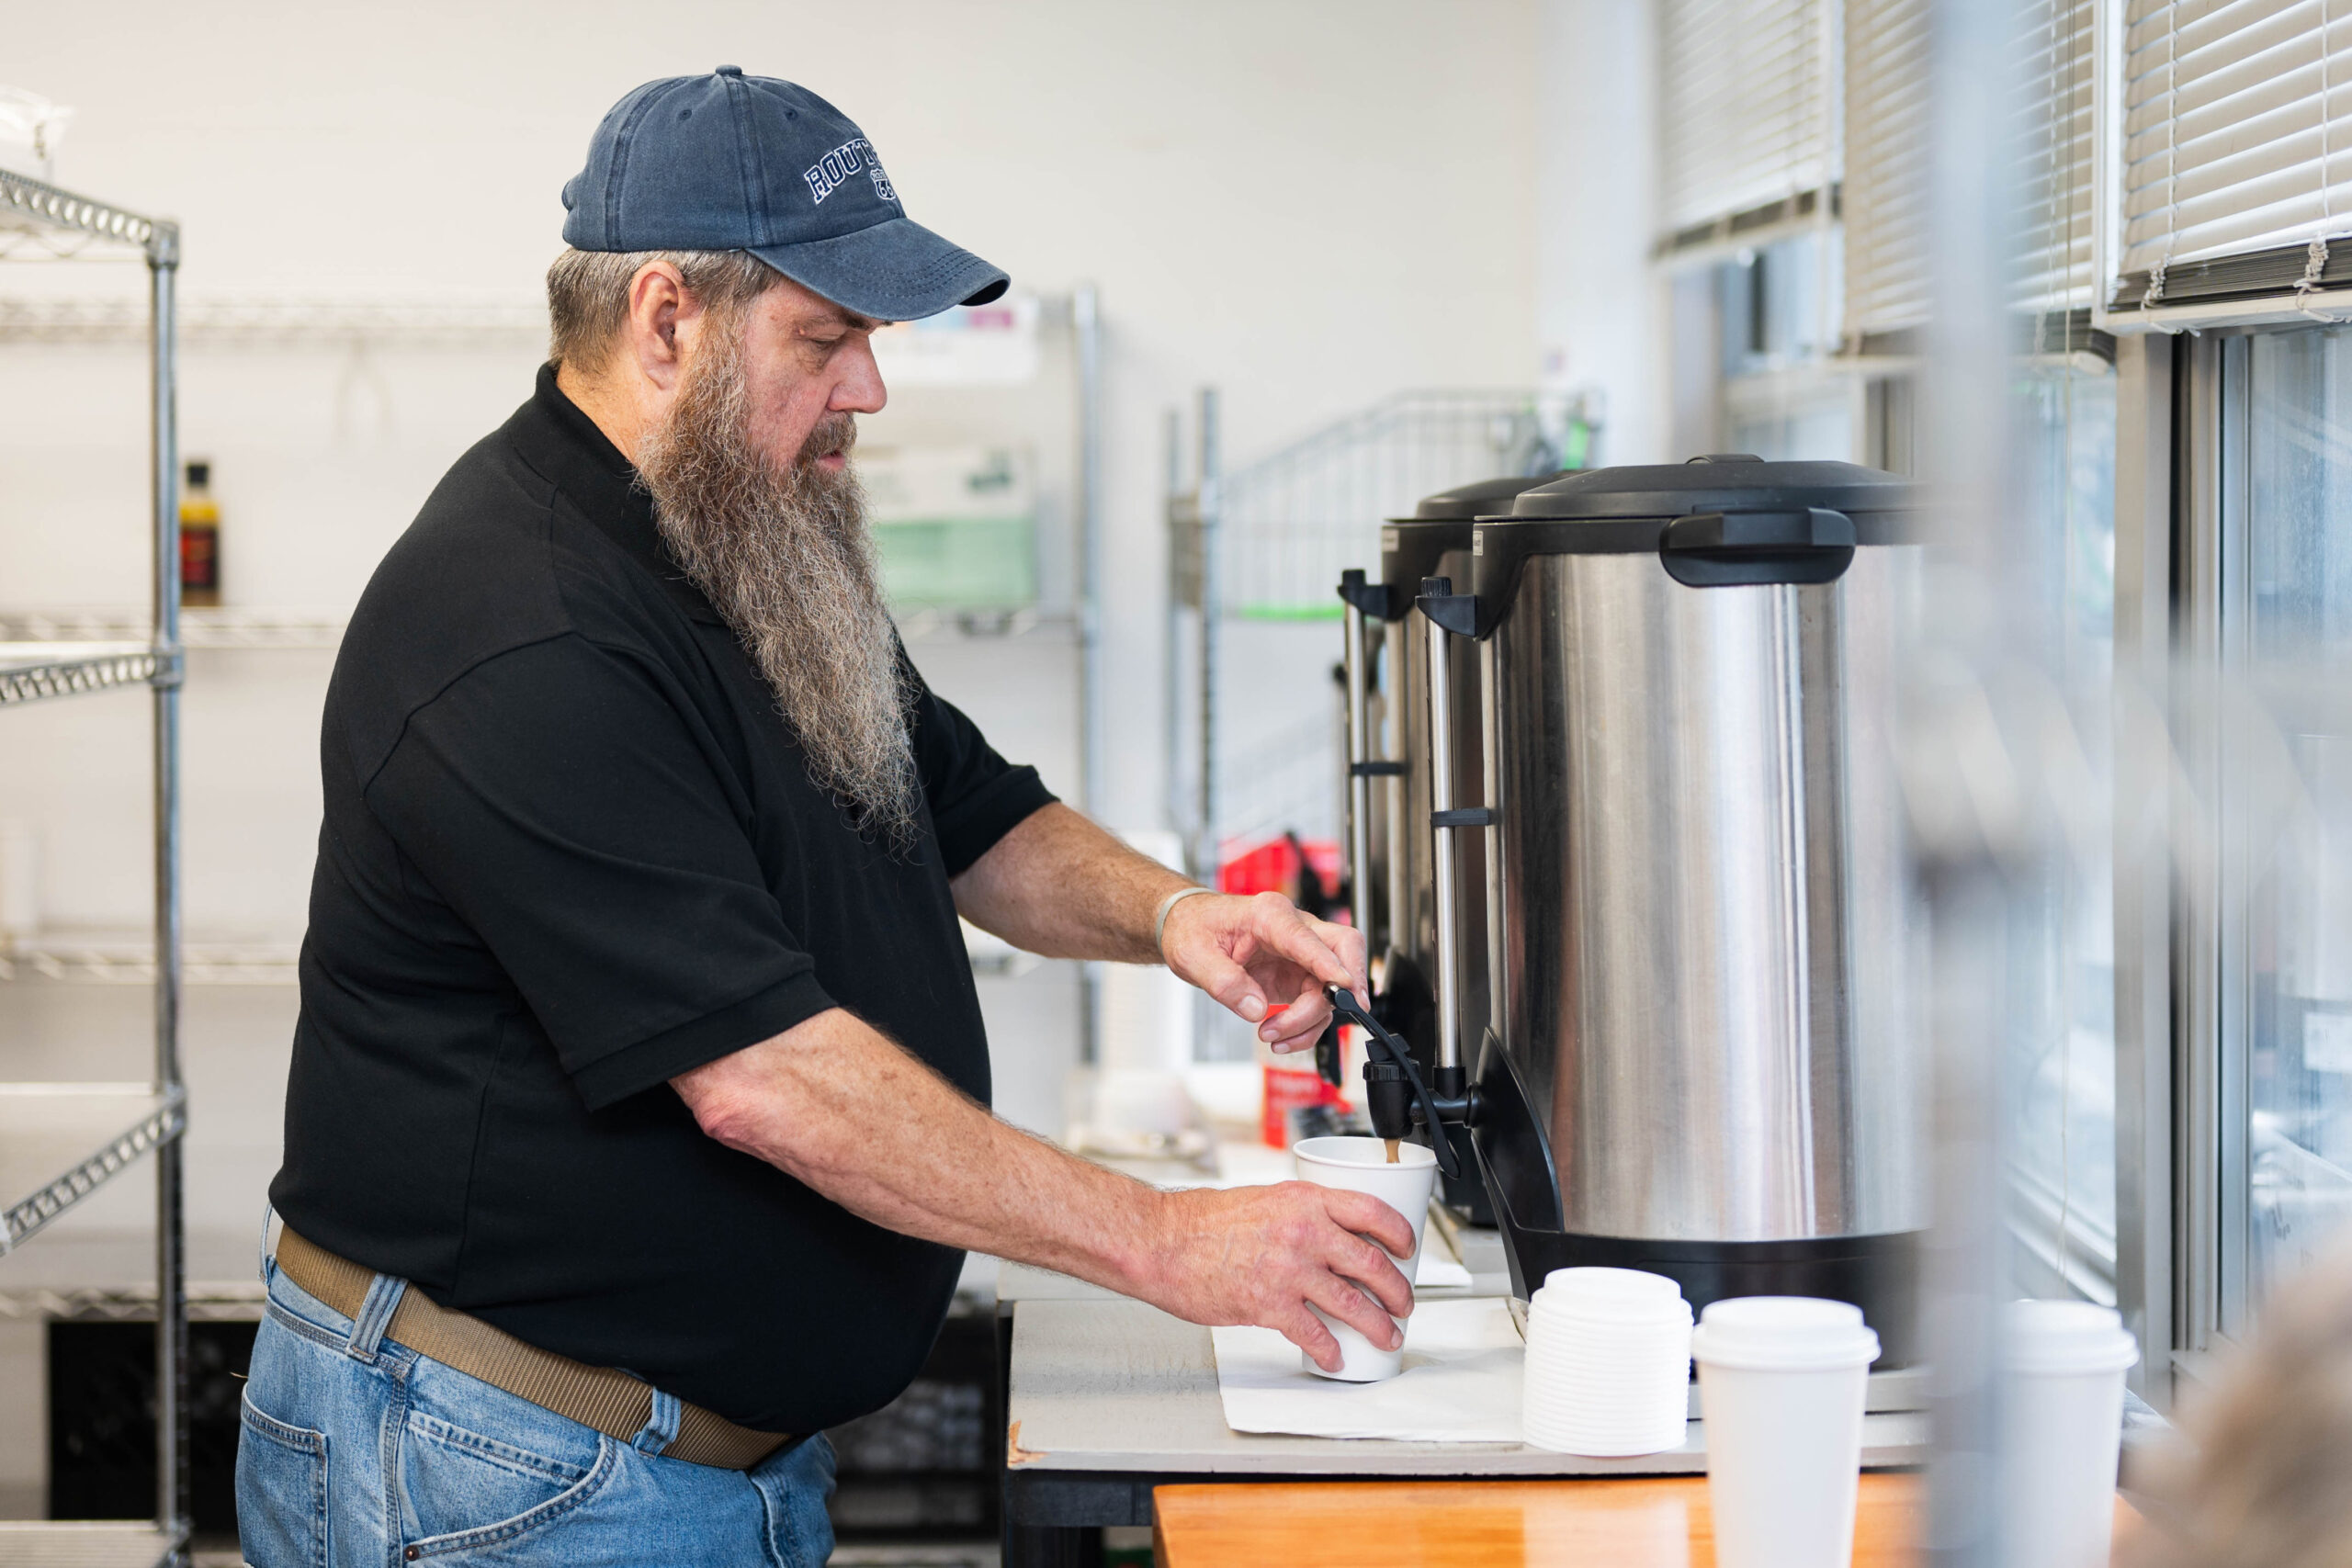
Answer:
[{"left": 1521, "top": 1267, "right": 1694, "bottom": 1456}]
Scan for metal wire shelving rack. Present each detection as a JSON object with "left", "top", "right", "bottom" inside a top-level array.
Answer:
[
  {"left": 1162, "top": 388, "right": 1593, "bottom": 867},
  {"left": 0, "top": 167, "right": 190, "bottom": 1567}
]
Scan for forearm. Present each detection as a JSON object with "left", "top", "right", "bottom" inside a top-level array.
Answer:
[
  {"left": 673, "top": 1005, "right": 1419, "bottom": 1369},
  {"left": 673, "top": 1007, "right": 1167, "bottom": 1292},
  {"left": 956, "top": 803, "right": 1367, "bottom": 1053},
  {"left": 950, "top": 802, "right": 1193, "bottom": 963}
]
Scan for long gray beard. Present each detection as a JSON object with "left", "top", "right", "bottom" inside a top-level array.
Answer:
[{"left": 638, "top": 326, "right": 920, "bottom": 845}]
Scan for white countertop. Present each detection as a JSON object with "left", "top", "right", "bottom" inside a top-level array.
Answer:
[
  {"left": 994, "top": 1132, "right": 1928, "bottom": 1478},
  {"left": 1003, "top": 1294, "right": 1929, "bottom": 1478}
]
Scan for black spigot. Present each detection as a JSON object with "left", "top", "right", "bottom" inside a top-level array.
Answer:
[
  {"left": 1363, "top": 1055, "right": 1416, "bottom": 1143},
  {"left": 1322, "top": 984, "right": 1471, "bottom": 1179}
]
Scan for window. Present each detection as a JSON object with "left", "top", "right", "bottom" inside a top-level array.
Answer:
[
  {"left": 2214, "top": 325, "right": 2352, "bottom": 1328},
  {"left": 2005, "top": 0, "right": 2116, "bottom": 1305},
  {"left": 2008, "top": 359, "right": 2120, "bottom": 1303},
  {"left": 1713, "top": 230, "right": 1855, "bottom": 462}
]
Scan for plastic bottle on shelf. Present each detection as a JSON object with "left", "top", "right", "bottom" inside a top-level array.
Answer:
[{"left": 179, "top": 459, "right": 220, "bottom": 608}]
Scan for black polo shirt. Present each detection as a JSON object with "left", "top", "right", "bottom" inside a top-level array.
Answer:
[{"left": 269, "top": 366, "right": 1055, "bottom": 1434}]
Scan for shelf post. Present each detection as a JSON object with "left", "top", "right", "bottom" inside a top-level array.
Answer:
[
  {"left": 1073, "top": 285, "right": 1105, "bottom": 819},
  {"left": 1162, "top": 409, "right": 1184, "bottom": 840},
  {"left": 1073, "top": 286, "right": 1104, "bottom": 1069},
  {"left": 147, "top": 217, "right": 189, "bottom": 1558},
  {"left": 1193, "top": 388, "right": 1221, "bottom": 880}
]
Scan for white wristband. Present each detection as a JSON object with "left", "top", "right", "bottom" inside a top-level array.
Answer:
[{"left": 1152, "top": 886, "right": 1216, "bottom": 960}]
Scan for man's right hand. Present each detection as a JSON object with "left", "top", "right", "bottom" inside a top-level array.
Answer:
[{"left": 1132, "top": 1182, "right": 1419, "bottom": 1373}]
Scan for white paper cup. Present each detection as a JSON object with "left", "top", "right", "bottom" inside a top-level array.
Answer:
[
  {"left": 1292, "top": 1136, "right": 1438, "bottom": 1381},
  {"left": 1691, "top": 1297, "right": 1881, "bottom": 1568},
  {"left": 1999, "top": 1301, "right": 2139, "bottom": 1568}
]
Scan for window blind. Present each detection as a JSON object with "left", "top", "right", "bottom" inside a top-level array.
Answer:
[
  {"left": 2015, "top": 0, "right": 2099, "bottom": 312},
  {"left": 1843, "top": 0, "right": 2097, "bottom": 342},
  {"left": 1843, "top": 0, "right": 1932, "bottom": 340},
  {"left": 1658, "top": 0, "right": 1840, "bottom": 239},
  {"left": 2121, "top": 0, "right": 2352, "bottom": 296}
]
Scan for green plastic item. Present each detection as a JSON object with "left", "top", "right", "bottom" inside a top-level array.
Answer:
[{"left": 873, "top": 515, "right": 1036, "bottom": 609}]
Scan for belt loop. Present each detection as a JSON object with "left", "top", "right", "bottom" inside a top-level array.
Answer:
[
  {"left": 631, "top": 1388, "right": 683, "bottom": 1458},
  {"left": 257, "top": 1202, "right": 277, "bottom": 1283},
  {"left": 345, "top": 1272, "right": 407, "bottom": 1364}
]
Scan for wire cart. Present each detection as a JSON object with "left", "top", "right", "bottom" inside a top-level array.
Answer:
[
  {"left": 0, "top": 168, "right": 189, "bottom": 1566},
  {"left": 1163, "top": 387, "right": 1595, "bottom": 866}
]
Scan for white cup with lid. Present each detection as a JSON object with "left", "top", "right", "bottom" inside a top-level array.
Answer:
[
  {"left": 1998, "top": 1300, "right": 2139, "bottom": 1568},
  {"left": 1691, "top": 1296, "right": 1881, "bottom": 1568},
  {"left": 1291, "top": 1136, "right": 1437, "bottom": 1382}
]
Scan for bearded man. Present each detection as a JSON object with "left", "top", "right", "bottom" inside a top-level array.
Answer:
[{"left": 238, "top": 68, "right": 1408, "bottom": 1568}]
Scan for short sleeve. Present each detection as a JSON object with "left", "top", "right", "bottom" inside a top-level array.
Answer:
[
  {"left": 367, "top": 634, "right": 836, "bottom": 1110},
  {"left": 906, "top": 665, "right": 1057, "bottom": 878}
]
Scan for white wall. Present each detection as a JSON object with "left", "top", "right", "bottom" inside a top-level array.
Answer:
[
  {"left": 1536, "top": 0, "right": 1668, "bottom": 465},
  {"left": 2, "top": 0, "right": 1542, "bottom": 824}
]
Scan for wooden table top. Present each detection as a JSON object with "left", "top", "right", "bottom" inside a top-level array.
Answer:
[{"left": 1153, "top": 1472, "right": 1923, "bottom": 1568}]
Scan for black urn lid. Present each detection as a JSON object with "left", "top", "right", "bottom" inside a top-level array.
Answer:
[
  {"left": 1410, "top": 456, "right": 1927, "bottom": 626},
  {"left": 1400, "top": 470, "right": 1567, "bottom": 524},
  {"left": 1507, "top": 454, "right": 1914, "bottom": 522}
]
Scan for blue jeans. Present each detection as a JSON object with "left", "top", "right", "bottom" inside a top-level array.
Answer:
[{"left": 235, "top": 1240, "right": 835, "bottom": 1567}]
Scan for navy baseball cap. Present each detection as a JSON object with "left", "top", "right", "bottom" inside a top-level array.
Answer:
[{"left": 561, "top": 66, "right": 1009, "bottom": 321}]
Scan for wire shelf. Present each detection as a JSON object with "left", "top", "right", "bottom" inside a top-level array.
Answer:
[
  {"left": 895, "top": 606, "right": 1078, "bottom": 644},
  {"left": 0, "top": 607, "right": 344, "bottom": 648},
  {"left": 0, "top": 291, "right": 543, "bottom": 346},
  {"left": 0, "top": 641, "right": 159, "bottom": 705},
  {"left": 0, "top": 940, "right": 300, "bottom": 986},
  {"left": 0, "top": 1282, "right": 267, "bottom": 1324},
  {"left": 0, "top": 1084, "right": 187, "bottom": 1254},
  {"left": 1214, "top": 389, "right": 1591, "bottom": 619},
  {"left": 0, "top": 1523, "right": 182, "bottom": 1568},
  {"left": 0, "top": 168, "right": 160, "bottom": 250}
]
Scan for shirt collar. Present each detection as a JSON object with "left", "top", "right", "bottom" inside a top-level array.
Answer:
[{"left": 508, "top": 363, "right": 724, "bottom": 625}]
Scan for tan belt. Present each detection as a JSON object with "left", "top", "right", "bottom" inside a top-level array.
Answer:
[{"left": 273, "top": 1224, "right": 792, "bottom": 1471}]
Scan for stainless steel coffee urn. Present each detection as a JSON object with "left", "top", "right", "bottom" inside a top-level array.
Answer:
[
  {"left": 1392, "top": 456, "right": 1928, "bottom": 1364},
  {"left": 1339, "top": 474, "right": 1559, "bottom": 1220}
]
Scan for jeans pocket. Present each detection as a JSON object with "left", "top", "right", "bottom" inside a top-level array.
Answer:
[
  {"left": 399, "top": 1408, "right": 614, "bottom": 1559},
  {"left": 754, "top": 1435, "right": 838, "bottom": 1568},
  {"left": 237, "top": 1391, "right": 329, "bottom": 1568}
]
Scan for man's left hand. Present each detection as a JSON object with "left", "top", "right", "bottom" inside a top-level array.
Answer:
[{"left": 1159, "top": 891, "right": 1367, "bottom": 1053}]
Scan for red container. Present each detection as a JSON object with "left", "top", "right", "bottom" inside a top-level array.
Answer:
[
  {"left": 1220, "top": 838, "right": 1353, "bottom": 1147},
  {"left": 1256, "top": 1005, "right": 1358, "bottom": 1149},
  {"left": 1258, "top": 1063, "right": 1321, "bottom": 1149},
  {"left": 1218, "top": 835, "right": 1344, "bottom": 912}
]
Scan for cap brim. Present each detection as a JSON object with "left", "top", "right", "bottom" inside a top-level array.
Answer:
[{"left": 749, "top": 216, "right": 1009, "bottom": 321}]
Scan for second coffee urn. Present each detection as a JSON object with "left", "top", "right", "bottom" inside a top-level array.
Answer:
[{"left": 1340, "top": 472, "right": 1560, "bottom": 1221}]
